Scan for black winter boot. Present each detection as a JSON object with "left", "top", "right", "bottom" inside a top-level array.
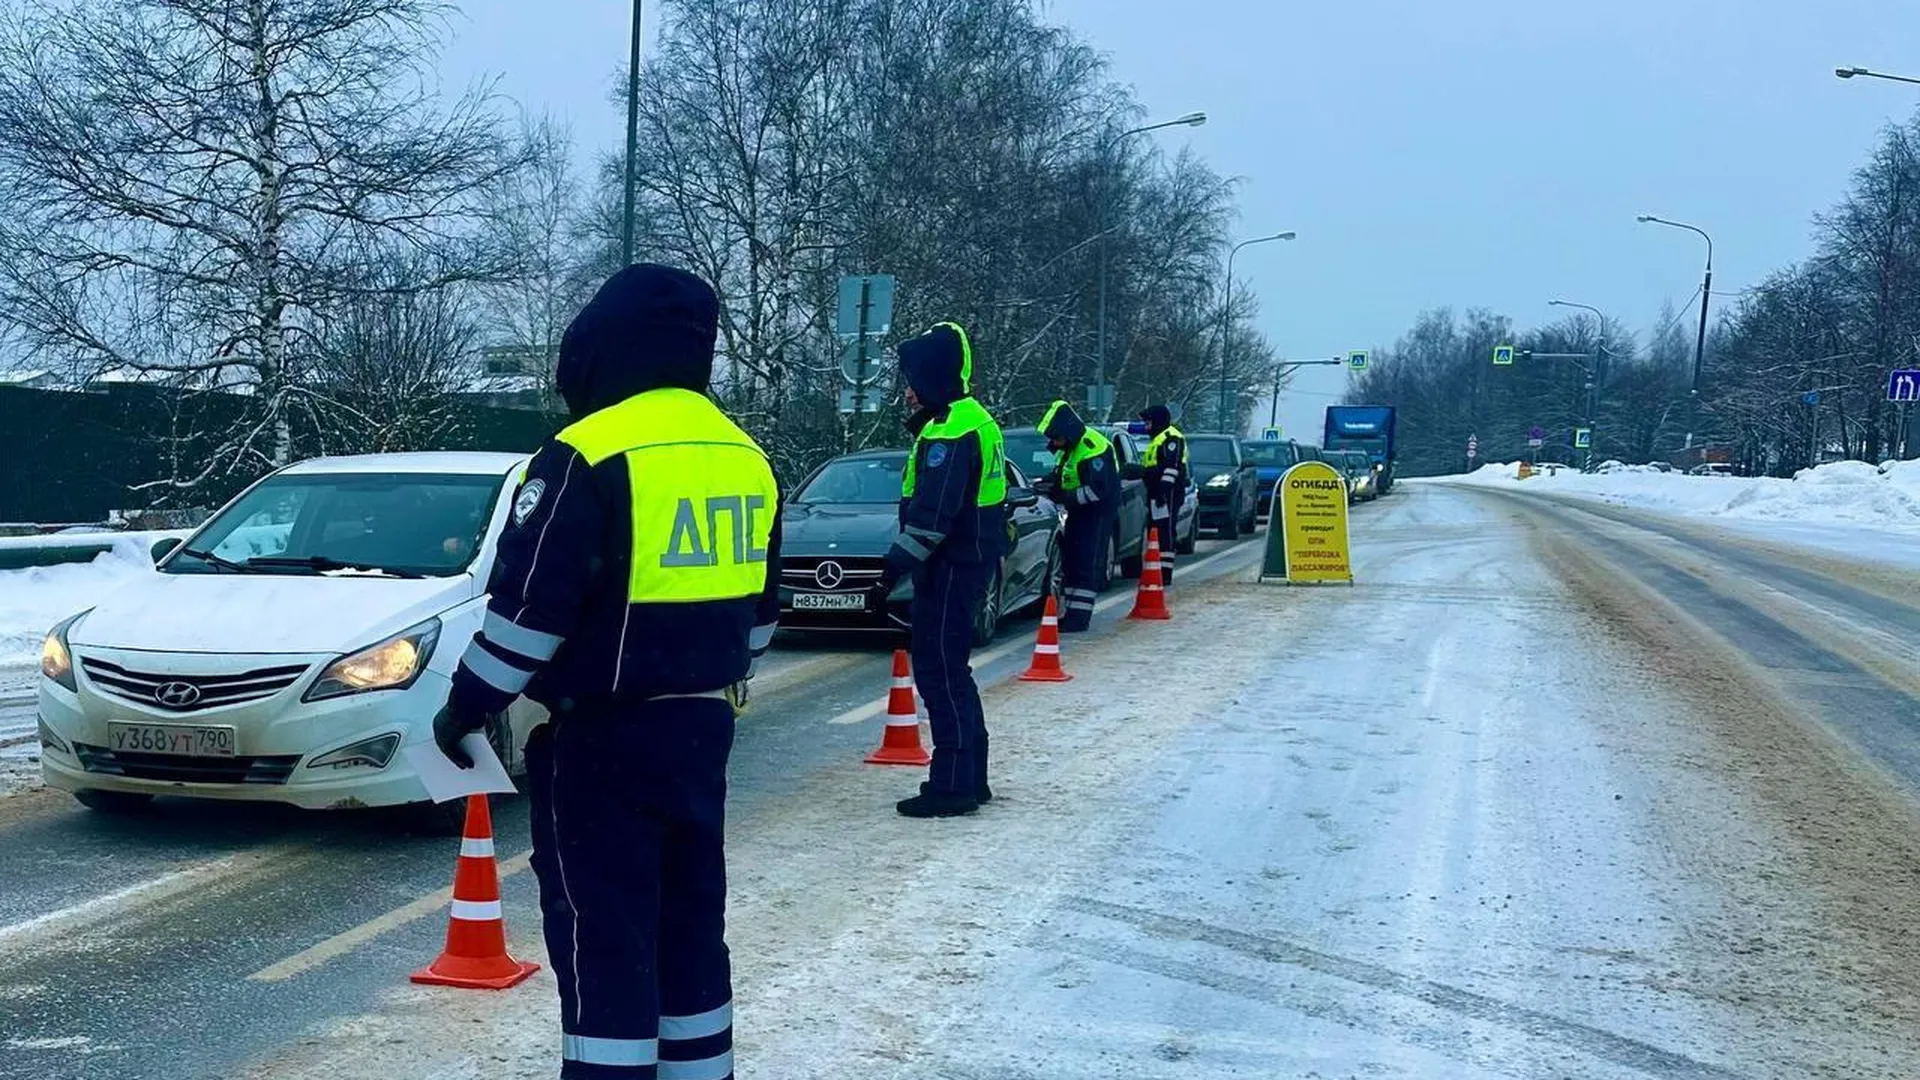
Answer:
[
  {"left": 922, "top": 780, "right": 992, "bottom": 804},
  {"left": 897, "top": 790, "right": 980, "bottom": 818}
]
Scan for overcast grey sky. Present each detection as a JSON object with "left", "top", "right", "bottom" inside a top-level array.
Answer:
[{"left": 444, "top": 0, "right": 1920, "bottom": 440}]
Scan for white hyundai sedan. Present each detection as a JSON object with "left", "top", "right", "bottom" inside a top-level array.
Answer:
[{"left": 36, "top": 452, "right": 542, "bottom": 827}]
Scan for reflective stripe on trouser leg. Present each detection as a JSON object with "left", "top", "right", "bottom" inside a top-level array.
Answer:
[
  {"left": 910, "top": 560, "right": 990, "bottom": 795},
  {"left": 658, "top": 1000, "right": 733, "bottom": 1080},
  {"left": 564, "top": 1035, "right": 658, "bottom": 1068},
  {"left": 1058, "top": 510, "right": 1110, "bottom": 631}
]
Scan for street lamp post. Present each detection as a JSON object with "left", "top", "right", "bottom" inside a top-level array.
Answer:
[
  {"left": 1638, "top": 214, "right": 1714, "bottom": 451},
  {"left": 1094, "top": 111, "right": 1207, "bottom": 421},
  {"left": 1836, "top": 66, "right": 1920, "bottom": 86},
  {"left": 1835, "top": 68, "right": 1920, "bottom": 461},
  {"left": 1217, "top": 231, "right": 1296, "bottom": 433},
  {"left": 621, "top": 0, "right": 645, "bottom": 266},
  {"left": 1547, "top": 299, "right": 1608, "bottom": 468}
]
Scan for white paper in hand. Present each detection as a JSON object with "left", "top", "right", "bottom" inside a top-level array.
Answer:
[{"left": 403, "top": 733, "right": 518, "bottom": 804}]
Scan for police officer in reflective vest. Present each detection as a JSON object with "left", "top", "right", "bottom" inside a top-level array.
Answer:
[
  {"left": 871, "top": 322, "right": 1007, "bottom": 818},
  {"left": 1139, "top": 404, "right": 1187, "bottom": 584},
  {"left": 1037, "top": 400, "right": 1119, "bottom": 632},
  {"left": 437, "top": 264, "right": 778, "bottom": 1080}
]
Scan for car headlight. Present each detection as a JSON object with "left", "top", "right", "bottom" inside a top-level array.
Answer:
[
  {"left": 40, "top": 611, "right": 86, "bottom": 691},
  {"left": 303, "top": 619, "right": 441, "bottom": 702},
  {"left": 1206, "top": 474, "right": 1233, "bottom": 488},
  {"left": 306, "top": 732, "right": 401, "bottom": 770}
]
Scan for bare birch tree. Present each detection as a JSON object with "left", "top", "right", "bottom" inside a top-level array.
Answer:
[{"left": 0, "top": 0, "right": 522, "bottom": 495}]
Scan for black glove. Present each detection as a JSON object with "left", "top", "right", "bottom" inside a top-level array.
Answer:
[
  {"left": 867, "top": 572, "right": 899, "bottom": 612},
  {"left": 433, "top": 705, "right": 482, "bottom": 770}
]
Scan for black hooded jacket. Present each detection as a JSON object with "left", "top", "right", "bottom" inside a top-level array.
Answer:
[
  {"left": 448, "top": 265, "right": 783, "bottom": 721},
  {"left": 1138, "top": 404, "right": 1187, "bottom": 504},
  {"left": 883, "top": 323, "right": 1008, "bottom": 576},
  {"left": 1040, "top": 401, "right": 1121, "bottom": 512}
]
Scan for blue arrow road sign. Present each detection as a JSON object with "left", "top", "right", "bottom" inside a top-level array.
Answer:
[{"left": 1890, "top": 369, "right": 1920, "bottom": 402}]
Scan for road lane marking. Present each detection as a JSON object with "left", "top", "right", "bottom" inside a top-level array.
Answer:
[
  {"left": 827, "top": 540, "right": 1262, "bottom": 725},
  {"left": 246, "top": 545, "right": 1266, "bottom": 979},
  {"left": 247, "top": 851, "right": 534, "bottom": 982},
  {"left": 0, "top": 853, "right": 271, "bottom": 948},
  {"left": 752, "top": 651, "right": 865, "bottom": 696}
]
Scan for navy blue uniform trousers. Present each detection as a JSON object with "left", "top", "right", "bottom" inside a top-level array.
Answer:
[
  {"left": 1149, "top": 493, "right": 1181, "bottom": 585},
  {"left": 1058, "top": 505, "right": 1115, "bottom": 631},
  {"left": 910, "top": 558, "right": 993, "bottom": 795},
  {"left": 526, "top": 698, "right": 736, "bottom": 1080}
]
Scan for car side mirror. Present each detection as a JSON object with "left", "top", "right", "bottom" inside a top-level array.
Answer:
[
  {"left": 1120, "top": 463, "right": 1145, "bottom": 481},
  {"left": 150, "top": 536, "right": 182, "bottom": 564},
  {"left": 1007, "top": 487, "right": 1040, "bottom": 509}
]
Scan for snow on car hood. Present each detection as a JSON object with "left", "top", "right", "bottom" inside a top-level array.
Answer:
[{"left": 69, "top": 571, "right": 476, "bottom": 655}]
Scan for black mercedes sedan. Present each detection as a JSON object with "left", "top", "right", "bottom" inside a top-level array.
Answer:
[{"left": 777, "top": 449, "right": 1063, "bottom": 645}]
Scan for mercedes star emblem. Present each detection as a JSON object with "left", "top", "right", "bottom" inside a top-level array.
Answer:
[{"left": 814, "top": 560, "right": 845, "bottom": 589}]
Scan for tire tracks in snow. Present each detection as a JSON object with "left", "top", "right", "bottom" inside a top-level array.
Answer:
[{"left": 1490, "top": 489, "right": 1920, "bottom": 1076}]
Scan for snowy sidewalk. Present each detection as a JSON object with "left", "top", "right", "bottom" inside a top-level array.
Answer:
[
  {"left": 239, "top": 488, "right": 1920, "bottom": 1080},
  {"left": 1434, "top": 459, "right": 1920, "bottom": 569}
]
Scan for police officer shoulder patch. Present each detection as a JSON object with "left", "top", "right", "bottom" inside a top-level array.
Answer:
[
  {"left": 926, "top": 442, "right": 949, "bottom": 468},
  {"left": 512, "top": 479, "right": 546, "bottom": 526}
]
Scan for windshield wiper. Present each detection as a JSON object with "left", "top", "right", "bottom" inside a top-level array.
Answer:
[
  {"left": 242, "top": 555, "right": 426, "bottom": 579},
  {"left": 178, "top": 547, "right": 259, "bottom": 573}
]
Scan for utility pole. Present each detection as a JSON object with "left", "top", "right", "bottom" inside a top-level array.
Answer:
[
  {"left": 1638, "top": 215, "right": 1713, "bottom": 456},
  {"left": 621, "top": 0, "right": 645, "bottom": 266},
  {"left": 1547, "top": 300, "right": 1610, "bottom": 469},
  {"left": 1217, "top": 231, "right": 1296, "bottom": 433}
]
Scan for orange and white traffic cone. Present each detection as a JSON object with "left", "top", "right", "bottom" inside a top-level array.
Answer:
[
  {"left": 411, "top": 794, "right": 540, "bottom": 990},
  {"left": 865, "top": 649, "right": 931, "bottom": 766},
  {"left": 1128, "top": 530, "right": 1172, "bottom": 621},
  {"left": 1017, "top": 595, "right": 1074, "bottom": 682}
]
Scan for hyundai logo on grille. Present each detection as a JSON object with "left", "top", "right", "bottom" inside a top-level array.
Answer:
[
  {"left": 154, "top": 681, "right": 202, "bottom": 707},
  {"left": 813, "top": 560, "right": 845, "bottom": 589}
]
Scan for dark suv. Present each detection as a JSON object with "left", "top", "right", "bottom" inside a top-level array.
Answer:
[{"left": 1187, "top": 434, "right": 1260, "bottom": 539}]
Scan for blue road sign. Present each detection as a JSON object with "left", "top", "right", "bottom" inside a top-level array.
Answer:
[
  {"left": 1574, "top": 427, "right": 1592, "bottom": 449},
  {"left": 1889, "top": 369, "right": 1920, "bottom": 402},
  {"left": 1348, "top": 350, "right": 1368, "bottom": 371},
  {"left": 1493, "top": 344, "right": 1515, "bottom": 366},
  {"left": 1261, "top": 426, "right": 1282, "bottom": 441},
  {"left": 1802, "top": 390, "right": 1821, "bottom": 407},
  {"left": 1528, "top": 424, "right": 1544, "bottom": 441}
]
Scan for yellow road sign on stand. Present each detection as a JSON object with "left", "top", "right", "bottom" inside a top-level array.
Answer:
[{"left": 1259, "top": 461, "right": 1353, "bottom": 585}]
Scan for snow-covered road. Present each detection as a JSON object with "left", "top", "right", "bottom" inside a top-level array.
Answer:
[{"left": 221, "top": 484, "right": 1920, "bottom": 1080}]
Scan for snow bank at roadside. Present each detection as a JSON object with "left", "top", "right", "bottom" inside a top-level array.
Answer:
[
  {"left": 1445, "top": 459, "right": 1920, "bottom": 534},
  {"left": 0, "top": 537, "right": 160, "bottom": 671}
]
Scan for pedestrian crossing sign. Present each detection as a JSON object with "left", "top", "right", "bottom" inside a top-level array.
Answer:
[
  {"left": 1574, "top": 427, "right": 1592, "bottom": 449},
  {"left": 1348, "top": 350, "right": 1368, "bottom": 371},
  {"left": 1493, "top": 344, "right": 1515, "bottom": 366}
]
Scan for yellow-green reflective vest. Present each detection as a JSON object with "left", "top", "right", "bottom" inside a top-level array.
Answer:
[
  {"left": 1145, "top": 423, "right": 1188, "bottom": 471},
  {"left": 1037, "top": 410, "right": 1112, "bottom": 493},
  {"left": 901, "top": 397, "right": 1007, "bottom": 506},
  {"left": 554, "top": 388, "right": 777, "bottom": 604}
]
